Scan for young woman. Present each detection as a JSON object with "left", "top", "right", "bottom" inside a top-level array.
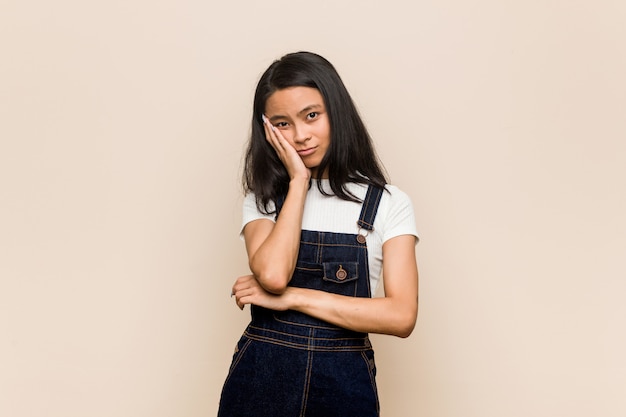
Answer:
[{"left": 218, "top": 51, "right": 419, "bottom": 417}]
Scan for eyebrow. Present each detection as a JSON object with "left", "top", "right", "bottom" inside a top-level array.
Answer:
[{"left": 269, "top": 104, "right": 323, "bottom": 122}]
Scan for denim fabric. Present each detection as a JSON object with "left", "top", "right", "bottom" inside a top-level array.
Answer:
[{"left": 218, "top": 186, "right": 383, "bottom": 417}]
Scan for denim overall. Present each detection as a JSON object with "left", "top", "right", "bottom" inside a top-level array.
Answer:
[{"left": 218, "top": 186, "right": 383, "bottom": 417}]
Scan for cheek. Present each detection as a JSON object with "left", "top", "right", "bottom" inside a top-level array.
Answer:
[
  {"left": 317, "top": 122, "right": 331, "bottom": 145},
  {"left": 317, "top": 129, "right": 331, "bottom": 147}
]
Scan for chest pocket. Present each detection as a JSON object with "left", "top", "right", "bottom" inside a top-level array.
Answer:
[
  {"left": 277, "top": 260, "right": 363, "bottom": 327},
  {"left": 291, "top": 260, "right": 363, "bottom": 298},
  {"left": 323, "top": 262, "right": 359, "bottom": 284}
]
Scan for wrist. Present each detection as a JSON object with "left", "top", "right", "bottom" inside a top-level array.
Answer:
[
  {"left": 284, "top": 287, "right": 303, "bottom": 310},
  {"left": 289, "top": 177, "right": 309, "bottom": 189}
]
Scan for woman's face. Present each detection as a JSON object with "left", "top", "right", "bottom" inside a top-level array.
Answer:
[{"left": 264, "top": 86, "right": 331, "bottom": 178}]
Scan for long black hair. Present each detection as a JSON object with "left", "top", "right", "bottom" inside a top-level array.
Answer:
[{"left": 243, "top": 51, "right": 388, "bottom": 214}]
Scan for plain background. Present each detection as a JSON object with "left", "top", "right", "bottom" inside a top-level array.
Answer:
[{"left": 1, "top": 1, "right": 625, "bottom": 416}]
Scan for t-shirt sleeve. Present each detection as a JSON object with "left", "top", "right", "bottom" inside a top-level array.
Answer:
[
  {"left": 381, "top": 186, "right": 419, "bottom": 244},
  {"left": 241, "top": 192, "right": 276, "bottom": 237}
]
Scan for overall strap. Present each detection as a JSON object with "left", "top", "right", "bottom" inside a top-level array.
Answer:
[{"left": 357, "top": 185, "right": 384, "bottom": 231}]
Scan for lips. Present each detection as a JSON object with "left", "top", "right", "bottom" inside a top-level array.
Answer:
[{"left": 297, "top": 147, "right": 316, "bottom": 156}]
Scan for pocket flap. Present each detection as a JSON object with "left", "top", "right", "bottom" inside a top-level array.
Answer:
[{"left": 322, "top": 262, "right": 358, "bottom": 284}]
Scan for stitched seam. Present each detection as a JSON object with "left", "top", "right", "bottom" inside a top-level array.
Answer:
[
  {"left": 358, "top": 186, "right": 383, "bottom": 229},
  {"left": 249, "top": 323, "right": 366, "bottom": 336},
  {"left": 300, "top": 242, "right": 364, "bottom": 249},
  {"left": 359, "top": 186, "right": 376, "bottom": 227},
  {"left": 222, "top": 338, "right": 252, "bottom": 386},
  {"left": 299, "top": 330, "right": 314, "bottom": 417},
  {"left": 270, "top": 316, "right": 340, "bottom": 330},
  {"left": 358, "top": 187, "right": 374, "bottom": 227},
  {"left": 362, "top": 248, "right": 372, "bottom": 297},
  {"left": 243, "top": 334, "right": 370, "bottom": 352},
  {"left": 361, "top": 351, "right": 380, "bottom": 414}
]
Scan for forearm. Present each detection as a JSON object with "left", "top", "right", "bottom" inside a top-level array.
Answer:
[
  {"left": 248, "top": 178, "right": 308, "bottom": 293},
  {"left": 234, "top": 235, "right": 419, "bottom": 336},
  {"left": 286, "top": 287, "right": 418, "bottom": 338}
]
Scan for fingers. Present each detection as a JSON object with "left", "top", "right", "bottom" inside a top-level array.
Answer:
[
  {"left": 262, "top": 114, "right": 280, "bottom": 151},
  {"left": 231, "top": 274, "right": 290, "bottom": 311},
  {"left": 263, "top": 114, "right": 295, "bottom": 156},
  {"left": 231, "top": 275, "right": 252, "bottom": 297},
  {"left": 231, "top": 274, "right": 258, "bottom": 310},
  {"left": 233, "top": 287, "right": 254, "bottom": 310}
]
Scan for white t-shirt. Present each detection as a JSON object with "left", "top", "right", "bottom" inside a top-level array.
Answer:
[{"left": 241, "top": 180, "right": 419, "bottom": 295}]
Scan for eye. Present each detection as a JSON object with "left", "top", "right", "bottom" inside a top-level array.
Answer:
[
  {"left": 306, "top": 112, "right": 319, "bottom": 120},
  {"left": 275, "top": 121, "right": 289, "bottom": 128}
]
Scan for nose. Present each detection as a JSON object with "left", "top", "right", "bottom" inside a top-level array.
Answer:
[{"left": 292, "top": 123, "right": 311, "bottom": 144}]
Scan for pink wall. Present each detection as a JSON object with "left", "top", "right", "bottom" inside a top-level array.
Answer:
[{"left": 1, "top": 1, "right": 625, "bottom": 416}]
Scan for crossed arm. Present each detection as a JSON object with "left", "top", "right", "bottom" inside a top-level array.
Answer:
[{"left": 232, "top": 181, "right": 419, "bottom": 338}]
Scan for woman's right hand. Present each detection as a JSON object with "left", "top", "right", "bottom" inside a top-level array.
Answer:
[{"left": 263, "top": 114, "right": 311, "bottom": 182}]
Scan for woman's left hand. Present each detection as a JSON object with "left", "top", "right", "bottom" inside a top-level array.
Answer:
[{"left": 231, "top": 274, "right": 291, "bottom": 311}]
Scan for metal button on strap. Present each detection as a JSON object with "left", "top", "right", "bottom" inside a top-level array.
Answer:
[
  {"left": 356, "top": 226, "right": 369, "bottom": 244},
  {"left": 336, "top": 265, "right": 347, "bottom": 280}
]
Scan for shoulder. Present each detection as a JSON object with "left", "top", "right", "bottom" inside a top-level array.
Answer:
[
  {"left": 243, "top": 192, "right": 278, "bottom": 212},
  {"left": 242, "top": 192, "right": 276, "bottom": 232},
  {"left": 342, "top": 182, "right": 413, "bottom": 211},
  {"left": 376, "top": 184, "right": 419, "bottom": 243},
  {"left": 382, "top": 184, "right": 413, "bottom": 207}
]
